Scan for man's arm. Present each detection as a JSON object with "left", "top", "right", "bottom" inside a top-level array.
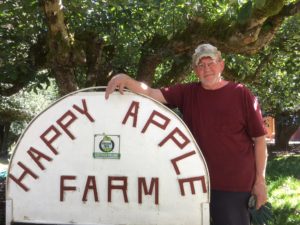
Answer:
[
  {"left": 252, "top": 135, "right": 268, "bottom": 209},
  {"left": 105, "top": 73, "right": 167, "bottom": 104}
]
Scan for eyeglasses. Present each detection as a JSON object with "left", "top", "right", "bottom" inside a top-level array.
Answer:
[{"left": 196, "top": 61, "right": 218, "bottom": 69}]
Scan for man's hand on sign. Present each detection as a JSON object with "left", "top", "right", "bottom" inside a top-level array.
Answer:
[
  {"left": 105, "top": 73, "right": 167, "bottom": 104},
  {"left": 105, "top": 73, "right": 130, "bottom": 99}
]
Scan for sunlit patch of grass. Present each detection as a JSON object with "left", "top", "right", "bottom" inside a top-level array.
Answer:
[{"left": 267, "top": 155, "right": 300, "bottom": 225}]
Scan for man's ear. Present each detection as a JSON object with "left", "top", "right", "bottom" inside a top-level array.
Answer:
[{"left": 219, "top": 60, "right": 225, "bottom": 71}]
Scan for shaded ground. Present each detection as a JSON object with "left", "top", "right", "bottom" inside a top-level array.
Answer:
[
  {"left": 268, "top": 143, "right": 300, "bottom": 158},
  {"left": 0, "top": 157, "right": 8, "bottom": 171}
]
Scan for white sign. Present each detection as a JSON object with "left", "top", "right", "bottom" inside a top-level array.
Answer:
[{"left": 6, "top": 88, "right": 210, "bottom": 225}]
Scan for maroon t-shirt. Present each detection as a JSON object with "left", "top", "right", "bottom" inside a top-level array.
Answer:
[{"left": 160, "top": 82, "right": 266, "bottom": 191}]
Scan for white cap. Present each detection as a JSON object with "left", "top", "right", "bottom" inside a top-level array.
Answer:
[{"left": 192, "top": 44, "right": 221, "bottom": 66}]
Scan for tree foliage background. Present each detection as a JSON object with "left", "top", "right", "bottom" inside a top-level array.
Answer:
[{"left": 0, "top": 0, "right": 299, "bottom": 156}]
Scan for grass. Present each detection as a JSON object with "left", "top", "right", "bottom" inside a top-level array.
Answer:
[{"left": 267, "top": 154, "right": 300, "bottom": 225}]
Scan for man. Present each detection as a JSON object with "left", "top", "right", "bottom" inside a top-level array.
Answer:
[{"left": 105, "top": 44, "right": 268, "bottom": 225}]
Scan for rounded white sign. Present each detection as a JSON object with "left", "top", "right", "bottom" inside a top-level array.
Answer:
[{"left": 6, "top": 88, "right": 210, "bottom": 225}]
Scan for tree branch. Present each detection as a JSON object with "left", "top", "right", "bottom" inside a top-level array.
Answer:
[
  {"left": 246, "top": 54, "right": 273, "bottom": 84},
  {"left": 135, "top": 0, "right": 299, "bottom": 84},
  {"left": 167, "top": 0, "right": 299, "bottom": 55}
]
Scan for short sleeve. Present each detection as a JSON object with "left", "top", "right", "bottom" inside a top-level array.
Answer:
[
  {"left": 160, "top": 84, "right": 188, "bottom": 109},
  {"left": 243, "top": 87, "right": 267, "bottom": 138}
]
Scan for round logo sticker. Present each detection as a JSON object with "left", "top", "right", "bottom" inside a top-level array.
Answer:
[{"left": 99, "top": 135, "right": 115, "bottom": 152}]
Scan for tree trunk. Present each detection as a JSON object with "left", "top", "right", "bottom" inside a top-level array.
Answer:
[
  {"left": 41, "top": 0, "right": 78, "bottom": 96},
  {"left": 0, "top": 123, "right": 10, "bottom": 157},
  {"left": 136, "top": 35, "right": 168, "bottom": 85},
  {"left": 155, "top": 53, "right": 192, "bottom": 87},
  {"left": 274, "top": 114, "right": 300, "bottom": 150}
]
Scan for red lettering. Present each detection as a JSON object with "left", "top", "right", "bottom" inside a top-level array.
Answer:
[
  {"left": 122, "top": 101, "right": 139, "bottom": 127},
  {"left": 40, "top": 125, "right": 61, "bottom": 155},
  {"left": 178, "top": 176, "right": 207, "bottom": 196},
  {"left": 138, "top": 177, "right": 159, "bottom": 205},
  {"left": 159, "top": 127, "right": 190, "bottom": 149},
  {"left": 82, "top": 176, "right": 99, "bottom": 202},
  {"left": 56, "top": 110, "right": 78, "bottom": 140},
  {"left": 60, "top": 175, "right": 76, "bottom": 201},
  {"left": 9, "top": 162, "right": 38, "bottom": 192},
  {"left": 108, "top": 176, "right": 128, "bottom": 203},
  {"left": 73, "top": 99, "right": 95, "bottom": 122},
  {"left": 141, "top": 110, "right": 170, "bottom": 133},
  {"left": 27, "top": 147, "right": 53, "bottom": 170},
  {"left": 171, "top": 151, "right": 196, "bottom": 175}
]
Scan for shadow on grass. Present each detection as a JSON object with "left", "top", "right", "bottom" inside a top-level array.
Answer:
[{"left": 267, "top": 155, "right": 300, "bottom": 180}]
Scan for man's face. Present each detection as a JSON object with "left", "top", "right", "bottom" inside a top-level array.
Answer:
[{"left": 194, "top": 56, "right": 224, "bottom": 89}]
